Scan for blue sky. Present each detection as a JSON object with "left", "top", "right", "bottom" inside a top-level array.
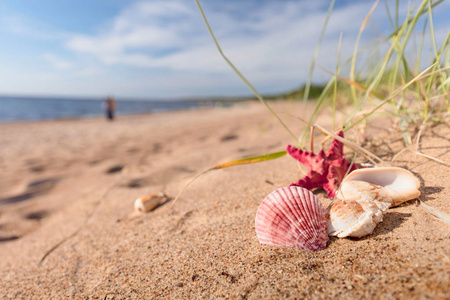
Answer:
[{"left": 0, "top": 0, "right": 448, "bottom": 99}]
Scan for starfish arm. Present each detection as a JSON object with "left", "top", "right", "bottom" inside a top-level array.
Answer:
[
  {"left": 286, "top": 145, "right": 316, "bottom": 169},
  {"left": 288, "top": 131, "right": 359, "bottom": 198},
  {"left": 290, "top": 171, "right": 328, "bottom": 191},
  {"left": 324, "top": 157, "right": 358, "bottom": 198},
  {"left": 323, "top": 167, "right": 342, "bottom": 198},
  {"left": 286, "top": 145, "right": 328, "bottom": 174},
  {"left": 323, "top": 182, "right": 338, "bottom": 198},
  {"left": 326, "top": 130, "right": 345, "bottom": 160}
]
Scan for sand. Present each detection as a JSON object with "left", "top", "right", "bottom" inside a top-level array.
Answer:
[{"left": 0, "top": 101, "right": 449, "bottom": 299}]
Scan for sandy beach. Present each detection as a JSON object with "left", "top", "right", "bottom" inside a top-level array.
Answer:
[{"left": 0, "top": 101, "right": 449, "bottom": 299}]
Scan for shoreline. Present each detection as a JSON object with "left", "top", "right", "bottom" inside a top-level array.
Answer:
[
  {"left": 0, "top": 100, "right": 448, "bottom": 298},
  {"left": 0, "top": 97, "right": 251, "bottom": 125},
  {"left": 0, "top": 105, "right": 214, "bottom": 126}
]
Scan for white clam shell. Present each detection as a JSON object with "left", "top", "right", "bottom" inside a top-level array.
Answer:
[
  {"left": 341, "top": 167, "right": 420, "bottom": 207},
  {"left": 255, "top": 186, "right": 328, "bottom": 251}
]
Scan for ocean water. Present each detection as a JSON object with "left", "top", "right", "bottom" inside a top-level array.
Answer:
[{"left": 0, "top": 96, "right": 216, "bottom": 123}]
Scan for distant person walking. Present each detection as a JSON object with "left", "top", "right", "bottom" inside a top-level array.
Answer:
[{"left": 104, "top": 96, "right": 116, "bottom": 121}]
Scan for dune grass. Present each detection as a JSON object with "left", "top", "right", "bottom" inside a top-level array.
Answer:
[
  {"left": 191, "top": 0, "right": 448, "bottom": 178},
  {"left": 170, "top": 0, "right": 449, "bottom": 209}
]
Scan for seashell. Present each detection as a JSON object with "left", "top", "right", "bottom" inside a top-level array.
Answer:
[
  {"left": 255, "top": 186, "right": 328, "bottom": 251},
  {"left": 328, "top": 181, "right": 392, "bottom": 238},
  {"left": 341, "top": 167, "right": 421, "bottom": 207},
  {"left": 327, "top": 200, "right": 374, "bottom": 237},
  {"left": 134, "top": 192, "right": 168, "bottom": 213},
  {"left": 327, "top": 199, "right": 379, "bottom": 238},
  {"left": 336, "top": 181, "right": 392, "bottom": 209}
]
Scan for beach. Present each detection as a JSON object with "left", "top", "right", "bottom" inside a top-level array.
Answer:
[{"left": 0, "top": 100, "right": 449, "bottom": 299}]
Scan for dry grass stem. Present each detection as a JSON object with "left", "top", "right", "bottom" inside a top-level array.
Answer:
[
  {"left": 418, "top": 200, "right": 450, "bottom": 226},
  {"left": 313, "top": 124, "right": 383, "bottom": 164}
]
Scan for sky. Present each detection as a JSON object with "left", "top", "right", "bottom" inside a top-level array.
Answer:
[{"left": 0, "top": 0, "right": 448, "bottom": 100}]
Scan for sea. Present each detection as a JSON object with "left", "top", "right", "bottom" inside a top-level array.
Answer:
[{"left": 0, "top": 96, "right": 219, "bottom": 123}]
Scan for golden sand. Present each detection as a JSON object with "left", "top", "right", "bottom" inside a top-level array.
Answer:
[{"left": 0, "top": 101, "right": 448, "bottom": 299}]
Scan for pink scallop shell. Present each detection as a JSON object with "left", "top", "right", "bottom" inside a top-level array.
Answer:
[{"left": 255, "top": 186, "right": 328, "bottom": 251}]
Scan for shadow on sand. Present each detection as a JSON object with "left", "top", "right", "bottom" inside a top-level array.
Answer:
[{"left": 0, "top": 178, "right": 60, "bottom": 205}]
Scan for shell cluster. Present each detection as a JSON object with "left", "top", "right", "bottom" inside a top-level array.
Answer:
[
  {"left": 328, "top": 167, "right": 420, "bottom": 238},
  {"left": 255, "top": 167, "right": 421, "bottom": 250}
]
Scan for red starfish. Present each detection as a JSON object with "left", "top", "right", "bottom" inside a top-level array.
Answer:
[{"left": 286, "top": 131, "right": 357, "bottom": 198}]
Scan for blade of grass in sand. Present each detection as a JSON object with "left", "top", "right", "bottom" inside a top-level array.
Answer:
[
  {"left": 345, "top": 63, "right": 437, "bottom": 131},
  {"left": 437, "top": 76, "right": 450, "bottom": 91},
  {"left": 443, "top": 42, "right": 450, "bottom": 111},
  {"left": 427, "top": 0, "right": 439, "bottom": 58},
  {"left": 400, "top": 117, "right": 412, "bottom": 146},
  {"left": 387, "top": 10, "right": 410, "bottom": 93},
  {"left": 383, "top": 0, "right": 395, "bottom": 30},
  {"left": 303, "top": 0, "right": 335, "bottom": 106},
  {"left": 435, "top": 33, "right": 450, "bottom": 94},
  {"left": 332, "top": 33, "right": 343, "bottom": 131},
  {"left": 395, "top": 0, "right": 399, "bottom": 28},
  {"left": 319, "top": 66, "right": 385, "bottom": 100},
  {"left": 389, "top": 0, "right": 428, "bottom": 92},
  {"left": 415, "top": 14, "right": 428, "bottom": 111},
  {"left": 299, "top": 78, "right": 334, "bottom": 144},
  {"left": 299, "top": 34, "right": 388, "bottom": 145},
  {"left": 349, "top": 0, "right": 380, "bottom": 104},
  {"left": 385, "top": 0, "right": 445, "bottom": 40},
  {"left": 300, "top": 25, "right": 394, "bottom": 144},
  {"left": 343, "top": 30, "right": 403, "bottom": 128},
  {"left": 195, "top": 0, "right": 298, "bottom": 144},
  {"left": 213, "top": 151, "right": 287, "bottom": 169},
  {"left": 426, "top": 33, "right": 450, "bottom": 97},
  {"left": 170, "top": 150, "right": 287, "bottom": 207},
  {"left": 423, "top": 0, "right": 440, "bottom": 116}
]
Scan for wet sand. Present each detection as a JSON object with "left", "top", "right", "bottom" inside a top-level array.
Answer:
[{"left": 0, "top": 101, "right": 449, "bottom": 299}]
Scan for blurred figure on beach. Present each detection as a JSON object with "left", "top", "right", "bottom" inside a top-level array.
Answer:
[{"left": 104, "top": 96, "right": 116, "bottom": 121}]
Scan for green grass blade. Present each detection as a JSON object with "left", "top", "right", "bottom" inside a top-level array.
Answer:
[
  {"left": 213, "top": 151, "right": 287, "bottom": 169},
  {"left": 383, "top": 0, "right": 395, "bottom": 30},
  {"left": 345, "top": 63, "right": 436, "bottom": 131},
  {"left": 415, "top": 15, "right": 428, "bottom": 110},
  {"left": 299, "top": 78, "right": 335, "bottom": 144},
  {"left": 350, "top": 0, "right": 380, "bottom": 104},
  {"left": 171, "top": 150, "right": 286, "bottom": 207},
  {"left": 389, "top": 0, "right": 428, "bottom": 92},
  {"left": 321, "top": 67, "right": 385, "bottom": 99},
  {"left": 332, "top": 33, "right": 343, "bottom": 131},
  {"left": 395, "top": 0, "right": 399, "bottom": 28},
  {"left": 303, "top": 0, "right": 335, "bottom": 105},
  {"left": 385, "top": 0, "right": 444, "bottom": 40},
  {"left": 195, "top": 0, "right": 298, "bottom": 144},
  {"left": 437, "top": 76, "right": 450, "bottom": 91}
]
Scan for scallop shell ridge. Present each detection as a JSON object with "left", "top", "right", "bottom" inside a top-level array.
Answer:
[{"left": 255, "top": 186, "right": 328, "bottom": 251}]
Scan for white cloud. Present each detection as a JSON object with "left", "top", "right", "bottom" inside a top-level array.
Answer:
[
  {"left": 66, "top": 1, "right": 202, "bottom": 65},
  {"left": 64, "top": 0, "right": 379, "bottom": 80},
  {"left": 42, "top": 53, "right": 73, "bottom": 70},
  {"left": 0, "top": 14, "right": 68, "bottom": 40},
  {"left": 1, "top": 0, "right": 448, "bottom": 98}
]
